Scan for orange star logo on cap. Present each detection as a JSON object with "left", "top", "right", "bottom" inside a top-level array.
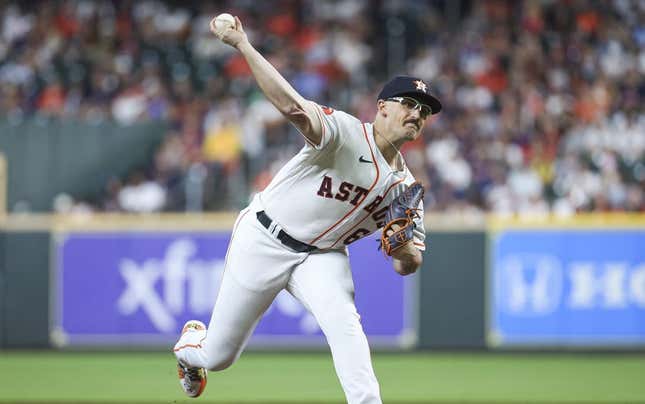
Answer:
[{"left": 413, "top": 80, "right": 427, "bottom": 93}]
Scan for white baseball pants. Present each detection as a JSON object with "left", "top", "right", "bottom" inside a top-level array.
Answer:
[{"left": 174, "top": 207, "right": 382, "bottom": 404}]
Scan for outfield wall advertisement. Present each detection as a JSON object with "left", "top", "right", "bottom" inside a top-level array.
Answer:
[
  {"left": 490, "top": 229, "right": 645, "bottom": 346},
  {"left": 53, "top": 232, "right": 413, "bottom": 348}
]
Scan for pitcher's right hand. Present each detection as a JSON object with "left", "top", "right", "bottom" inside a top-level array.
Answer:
[{"left": 210, "top": 15, "right": 248, "bottom": 50}]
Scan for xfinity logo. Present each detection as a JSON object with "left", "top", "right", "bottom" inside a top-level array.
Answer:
[
  {"left": 497, "top": 254, "right": 645, "bottom": 316},
  {"left": 114, "top": 238, "right": 320, "bottom": 334},
  {"left": 116, "top": 239, "right": 225, "bottom": 332}
]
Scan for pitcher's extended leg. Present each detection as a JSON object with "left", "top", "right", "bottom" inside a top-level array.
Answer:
[
  {"left": 174, "top": 209, "right": 304, "bottom": 371},
  {"left": 174, "top": 270, "right": 281, "bottom": 370}
]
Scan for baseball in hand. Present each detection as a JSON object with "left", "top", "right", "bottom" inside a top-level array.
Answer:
[{"left": 213, "top": 13, "right": 235, "bottom": 34}]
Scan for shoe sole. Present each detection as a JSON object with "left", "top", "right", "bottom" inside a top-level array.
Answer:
[{"left": 177, "top": 363, "right": 207, "bottom": 398}]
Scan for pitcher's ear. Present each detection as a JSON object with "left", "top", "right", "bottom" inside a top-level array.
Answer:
[{"left": 377, "top": 99, "right": 387, "bottom": 117}]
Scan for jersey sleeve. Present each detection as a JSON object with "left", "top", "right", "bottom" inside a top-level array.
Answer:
[{"left": 307, "top": 102, "right": 347, "bottom": 151}]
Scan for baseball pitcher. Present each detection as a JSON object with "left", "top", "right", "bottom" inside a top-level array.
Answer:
[{"left": 173, "top": 14, "right": 442, "bottom": 404}]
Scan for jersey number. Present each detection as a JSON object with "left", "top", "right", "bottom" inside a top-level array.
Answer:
[
  {"left": 342, "top": 206, "right": 389, "bottom": 245},
  {"left": 344, "top": 228, "right": 370, "bottom": 245}
]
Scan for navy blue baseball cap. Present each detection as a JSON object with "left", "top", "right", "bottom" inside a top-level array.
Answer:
[{"left": 378, "top": 75, "right": 442, "bottom": 114}]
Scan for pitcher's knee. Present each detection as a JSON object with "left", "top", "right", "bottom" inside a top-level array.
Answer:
[{"left": 204, "top": 351, "right": 238, "bottom": 371}]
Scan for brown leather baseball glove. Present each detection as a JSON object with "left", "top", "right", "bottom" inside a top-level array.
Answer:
[{"left": 380, "top": 182, "right": 424, "bottom": 256}]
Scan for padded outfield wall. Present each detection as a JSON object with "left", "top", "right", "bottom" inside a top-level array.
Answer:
[
  {"left": 487, "top": 215, "right": 645, "bottom": 348},
  {"left": 0, "top": 214, "right": 644, "bottom": 350}
]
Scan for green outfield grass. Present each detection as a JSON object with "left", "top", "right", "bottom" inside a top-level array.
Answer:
[{"left": 0, "top": 351, "right": 644, "bottom": 403}]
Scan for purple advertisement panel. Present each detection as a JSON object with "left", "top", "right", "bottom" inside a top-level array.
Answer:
[{"left": 54, "top": 232, "right": 411, "bottom": 347}]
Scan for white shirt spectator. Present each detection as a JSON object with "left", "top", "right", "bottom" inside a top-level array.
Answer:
[{"left": 118, "top": 181, "right": 166, "bottom": 213}]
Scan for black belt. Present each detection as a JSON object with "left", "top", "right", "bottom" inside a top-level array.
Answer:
[{"left": 256, "top": 211, "right": 317, "bottom": 253}]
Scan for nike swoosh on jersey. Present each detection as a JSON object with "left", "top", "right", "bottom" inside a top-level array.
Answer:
[{"left": 359, "top": 156, "right": 373, "bottom": 164}]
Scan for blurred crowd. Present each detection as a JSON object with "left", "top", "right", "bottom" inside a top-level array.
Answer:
[{"left": 1, "top": 0, "right": 644, "bottom": 214}]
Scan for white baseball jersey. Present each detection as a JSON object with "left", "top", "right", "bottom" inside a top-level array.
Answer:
[{"left": 257, "top": 103, "right": 425, "bottom": 250}]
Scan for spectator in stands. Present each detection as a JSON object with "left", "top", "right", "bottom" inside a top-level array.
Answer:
[{"left": 0, "top": 0, "right": 642, "bottom": 213}]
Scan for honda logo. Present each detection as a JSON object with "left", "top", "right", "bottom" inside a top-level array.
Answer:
[{"left": 497, "top": 254, "right": 563, "bottom": 316}]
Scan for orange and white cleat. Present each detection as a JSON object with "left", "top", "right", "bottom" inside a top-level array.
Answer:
[{"left": 176, "top": 320, "right": 207, "bottom": 398}]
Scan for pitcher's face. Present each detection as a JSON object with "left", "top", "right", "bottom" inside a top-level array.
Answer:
[{"left": 379, "top": 97, "right": 429, "bottom": 141}]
